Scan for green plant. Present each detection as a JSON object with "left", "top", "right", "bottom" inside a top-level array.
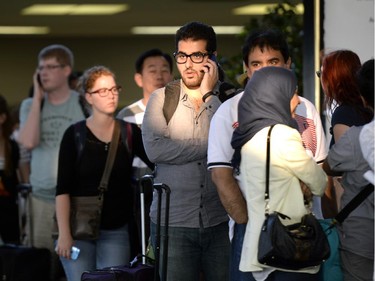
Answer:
[{"left": 220, "top": 1, "right": 303, "bottom": 91}]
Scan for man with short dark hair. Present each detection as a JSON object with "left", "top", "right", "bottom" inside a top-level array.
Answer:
[
  {"left": 142, "top": 22, "right": 230, "bottom": 281},
  {"left": 207, "top": 29, "right": 328, "bottom": 280},
  {"left": 117, "top": 48, "right": 173, "bottom": 126},
  {"left": 117, "top": 48, "right": 173, "bottom": 253}
]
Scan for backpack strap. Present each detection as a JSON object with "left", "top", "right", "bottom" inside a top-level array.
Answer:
[
  {"left": 78, "top": 94, "right": 91, "bottom": 118},
  {"left": 73, "top": 120, "right": 87, "bottom": 167},
  {"left": 118, "top": 119, "right": 132, "bottom": 156},
  {"left": 163, "top": 80, "right": 181, "bottom": 124},
  {"left": 333, "top": 183, "right": 374, "bottom": 224},
  {"left": 73, "top": 119, "right": 132, "bottom": 167}
]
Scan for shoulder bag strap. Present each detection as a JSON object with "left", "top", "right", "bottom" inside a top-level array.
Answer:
[
  {"left": 264, "top": 125, "right": 276, "bottom": 215},
  {"left": 98, "top": 119, "right": 121, "bottom": 195},
  {"left": 334, "top": 183, "right": 374, "bottom": 224}
]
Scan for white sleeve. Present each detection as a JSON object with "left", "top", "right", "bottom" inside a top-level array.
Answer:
[
  {"left": 296, "top": 97, "right": 328, "bottom": 163},
  {"left": 207, "top": 94, "right": 242, "bottom": 169}
]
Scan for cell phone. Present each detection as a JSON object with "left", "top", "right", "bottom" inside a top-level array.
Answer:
[
  {"left": 71, "top": 246, "right": 80, "bottom": 260},
  {"left": 37, "top": 74, "right": 43, "bottom": 87},
  {"left": 200, "top": 54, "right": 217, "bottom": 73},
  {"left": 209, "top": 54, "right": 217, "bottom": 63}
]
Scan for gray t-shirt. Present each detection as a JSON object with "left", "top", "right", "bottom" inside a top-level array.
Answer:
[
  {"left": 19, "top": 91, "right": 85, "bottom": 201},
  {"left": 327, "top": 125, "right": 374, "bottom": 259}
]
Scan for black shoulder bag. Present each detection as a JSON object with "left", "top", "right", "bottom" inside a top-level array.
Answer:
[{"left": 257, "top": 125, "right": 331, "bottom": 270}]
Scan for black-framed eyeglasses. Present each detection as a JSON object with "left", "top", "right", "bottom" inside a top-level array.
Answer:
[
  {"left": 88, "top": 86, "right": 122, "bottom": 97},
  {"left": 37, "top": 64, "right": 65, "bottom": 71},
  {"left": 173, "top": 52, "right": 211, "bottom": 64},
  {"left": 316, "top": 70, "right": 321, "bottom": 78}
]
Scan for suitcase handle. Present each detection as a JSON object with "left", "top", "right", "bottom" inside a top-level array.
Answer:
[
  {"left": 140, "top": 175, "right": 154, "bottom": 264},
  {"left": 140, "top": 176, "right": 170, "bottom": 281},
  {"left": 153, "top": 183, "right": 170, "bottom": 281}
]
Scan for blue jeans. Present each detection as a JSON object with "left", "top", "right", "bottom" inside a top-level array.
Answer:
[
  {"left": 230, "top": 223, "right": 256, "bottom": 281},
  {"left": 151, "top": 221, "right": 230, "bottom": 281},
  {"left": 59, "top": 224, "right": 131, "bottom": 281}
]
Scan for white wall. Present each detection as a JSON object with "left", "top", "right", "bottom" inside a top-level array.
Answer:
[{"left": 324, "top": 0, "right": 374, "bottom": 62}]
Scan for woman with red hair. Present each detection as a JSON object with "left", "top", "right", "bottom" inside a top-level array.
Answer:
[
  {"left": 321, "top": 53, "right": 374, "bottom": 280},
  {"left": 320, "top": 50, "right": 372, "bottom": 146}
]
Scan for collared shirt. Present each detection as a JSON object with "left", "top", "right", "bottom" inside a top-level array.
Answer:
[{"left": 142, "top": 79, "right": 228, "bottom": 228}]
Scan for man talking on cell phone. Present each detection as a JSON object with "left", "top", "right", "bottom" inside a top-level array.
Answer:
[
  {"left": 142, "top": 21, "right": 230, "bottom": 281},
  {"left": 18, "top": 44, "right": 87, "bottom": 281}
]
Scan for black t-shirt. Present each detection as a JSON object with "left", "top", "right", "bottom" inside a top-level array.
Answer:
[
  {"left": 330, "top": 104, "right": 372, "bottom": 147},
  {"left": 56, "top": 121, "right": 153, "bottom": 229}
]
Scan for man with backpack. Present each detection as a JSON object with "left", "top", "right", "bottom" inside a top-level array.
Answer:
[
  {"left": 18, "top": 44, "right": 87, "bottom": 280},
  {"left": 142, "top": 21, "right": 230, "bottom": 281}
]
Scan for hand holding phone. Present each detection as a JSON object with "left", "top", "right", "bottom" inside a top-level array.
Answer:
[
  {"left": 201, "top": 54, "right": 217, "bottom": 73},
  {"left": 37, "top": 74, "right": 43, "bottom": 87},
  {"left": 32, "top": 71, "right": 45, "bottom": 101},
  {"left": 71, "top": 246, "right": 80, "bottom": 260},
  {"left": 209, "top": 54, "right": 217, "bottom": 63}
]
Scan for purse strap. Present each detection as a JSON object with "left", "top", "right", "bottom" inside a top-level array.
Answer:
[
  {"left": 98, "top": 119, "right": 121, "bottom": 196},
  {"left": 264, "top": 125, "right": 276, "bottom": 215},
  {"left": 333, "top": 183, "right": 374, "bottom": 224}
]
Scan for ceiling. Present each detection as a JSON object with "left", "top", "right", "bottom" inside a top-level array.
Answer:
[{"left": 0, "top": 0, "right": 281, "bottom": 37}]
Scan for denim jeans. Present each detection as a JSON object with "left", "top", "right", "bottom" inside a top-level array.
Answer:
[
  {"left": 151, "top": 221, "right": 230, "bottom": 281},
  {"left": 230, "top": 223, "right": 256, "bottom": 281},
  {"left": 59, "top": 224, "right": 131, "bottom": 281}
]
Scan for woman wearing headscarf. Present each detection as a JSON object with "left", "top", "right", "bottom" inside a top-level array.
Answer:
[{"left": 231, "top": 67, "right": 328, "bottom": 281}]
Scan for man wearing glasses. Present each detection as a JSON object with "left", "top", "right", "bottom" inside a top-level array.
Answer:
[
  {"left": 142, "top": 22, "right": 230, "bottom": 281},
  {"left": 18, "top": 44, "right": 86, "bottom": 280}
]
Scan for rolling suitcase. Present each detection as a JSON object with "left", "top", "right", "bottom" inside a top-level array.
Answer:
[
  {"left": 0, "top": 244, "right": 51, "bottom": 281},
  {"left": 0, "top": 184, "right": 53, "bottom": 281},
  {"left": 81, "top": 175, "right": 170, "bottom": 281}
]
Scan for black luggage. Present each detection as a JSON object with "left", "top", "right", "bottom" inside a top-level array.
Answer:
[
  {"left": 17, "top": 183, "right": 32, "bottom": 246},
  {"left": 0, "top": 244, "right": 51, "bottom": 281},
  {"left": 80, "top": 263, "right": 154, "bottom": 281},
  {"left": 0, "top": 184, "right": 52, "bottom": 281},
  {"left": 81, "top": 175, "right": 170, "bottom": 281}
]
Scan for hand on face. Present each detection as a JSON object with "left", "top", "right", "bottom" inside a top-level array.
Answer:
[
  {"left": 36, "top": 58, "right": 69, "bottom": 94},
  {"left": 32, "top": 70, "right": 45, "bottom": 102},
  {"left": 176, "top": 39, "right": 218, "bottom": 92},
  {"left": 199, "top": 57, "right": 218, "bottom": 95}
]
